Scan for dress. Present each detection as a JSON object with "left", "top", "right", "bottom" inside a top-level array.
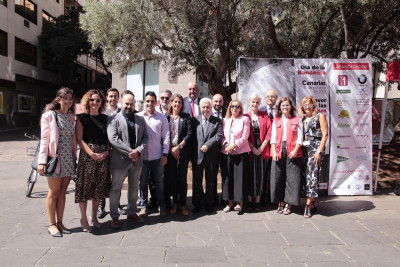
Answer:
[
  {"left": 75, "top": 113, "right": 111, "bottom": 203},
  {"left": 48, "top": 111, "right": 76, "bottom": 178},
  {"left": 249, "top": 119, "right": 268, "bottom": 197}
]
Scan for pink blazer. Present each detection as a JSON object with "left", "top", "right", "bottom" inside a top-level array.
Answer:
[
  {"left": 221, "top": 115, "right": 251, "bottom": 155},
  {"left": 245, "top": 111, "right": 272, "bottom": 159},
  {"left": 38, "top": 111, "right": 77, "bottom": 174}
]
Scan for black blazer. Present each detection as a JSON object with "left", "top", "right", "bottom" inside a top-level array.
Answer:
[
  {"left": 167, "top": 112, "right": 193, "bottom": 157},
  {"left": 193, "top": 115, "right": 223, "bottom": 165}
]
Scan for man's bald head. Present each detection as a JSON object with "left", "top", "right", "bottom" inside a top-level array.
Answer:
[
  {"left": 187, "top": 81, "right": 199, "bottom": 100},
  {"left": 212, "top": 94, "right": 224, "bottom": 111},
  {"left": 265, "top": 89, "right": 278, "bottom": 108}
]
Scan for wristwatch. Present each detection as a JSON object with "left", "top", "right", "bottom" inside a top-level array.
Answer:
[
  {"left": 163, "top": 153, "right": 168, "bottom": 157},
  {"left": 316, "top": 149, "right": 322, "bottom": 154}
]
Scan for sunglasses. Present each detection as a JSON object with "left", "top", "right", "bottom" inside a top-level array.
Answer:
[
  {"left": 303, "top": 104, "right": 314, "bottom": 109},
  {"left": 231, "top": 105, "right": 240, "bottom": 109},
  {"left": 90, "top": 98, "right": 101, "bottom": 103},
  {"left": 160, "top": 97, "right": 169, "bottom": 100}
]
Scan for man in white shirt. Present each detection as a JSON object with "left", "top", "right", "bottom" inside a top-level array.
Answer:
[
  {"left": 183, "top": 82, "right": 201, "bottom": 117},
  {"left": 156, "top": 90, "right": 172, "bottom": 115},
  {"left": 103, "top": 88, "right": 121, "bottom": 116}
]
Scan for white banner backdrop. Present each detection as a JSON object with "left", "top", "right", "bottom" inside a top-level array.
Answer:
[{"left": 328, "top": 59, "right": 373, "bottom": 195}]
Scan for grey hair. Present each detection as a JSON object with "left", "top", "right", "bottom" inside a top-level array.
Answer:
[
  {"left": 199, "top": 98, "right": 212, "bottom": 106},
  {"left": 249, "top": 92, "right": 261, "bottom": 102}
]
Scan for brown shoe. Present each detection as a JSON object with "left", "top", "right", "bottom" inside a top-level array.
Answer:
[
  {"left": 111, "top": 217, "right": 121, "bottom": 229},
  {"left": 127, "top": 214, "right": 145, "bottom": 223}
]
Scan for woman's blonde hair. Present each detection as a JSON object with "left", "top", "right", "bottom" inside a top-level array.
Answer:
[
  {"left": 81, "top": 89, "right": 106, "bottom": 114},
  {"left": 225, "top": 100, "right": 243, "bottom": 118},
  {"left": 298, "top": 96, "right": 318, "bottom": 116}
]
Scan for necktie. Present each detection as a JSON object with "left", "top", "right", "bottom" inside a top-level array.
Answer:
[
  {"left": 191, "top": 100, "right": 195, "bottom": 117},
  {"left": 269, "top": 108, "right": 274, "bottom": 120}
]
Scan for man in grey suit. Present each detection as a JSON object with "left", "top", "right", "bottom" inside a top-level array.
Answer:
[
  {"left": 107, "top": 91, "right": 148, "bottom": 229},
  {"left": 192, "top": 98, "right": 223, "bottom": 213}
]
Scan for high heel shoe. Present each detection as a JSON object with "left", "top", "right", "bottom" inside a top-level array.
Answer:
[
  {"left": 56, "top": 221, "right": 71, "bottom": 234},
  {"left": 304, "top": 204, "right": 312, "bottom": 218},
  {"left": 277, "top": 202, "right": 285, "bottom": 214},
  {"left": 234, "top": 204, "right": 242, "bottom": 212},
  {"left": 223, "top": 205, "right": 232, "bottom": 213},
  {"left": 283, "top": 204, "right": 291, "bottom": 215},
  {"left": 80, "top": 219, "right": 91, "bottom": 233},
  {"left": 48, "top": 224, "right": 62, "bottom": 237}
]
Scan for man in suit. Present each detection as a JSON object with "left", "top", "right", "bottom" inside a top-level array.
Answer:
[
  {"left": 192, "top": 98, "right": 223, "bottom": 213},
  {"left": 183, "top": 82, "right": 201, "bottom": 117},
  {"left": 212, "top": 94, "right": 226, "bottom": 119},
  {"left": 107, "top": 91, "right": 148, "bottom": 229}
]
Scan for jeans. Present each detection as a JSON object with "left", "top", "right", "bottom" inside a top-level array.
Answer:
[{"left": 140, "top": 159, "right": 165, "bottom": 208}]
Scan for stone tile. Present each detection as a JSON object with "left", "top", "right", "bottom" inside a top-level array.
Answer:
[
  {"left": 178, "top": 264, "right": 241, "bottom": 267},
  {"left": 159, "top": 220, "right": 219, "bottom": 233},
  {"left": 176, "top": 232, "right": 233, "bottom": 247},
  {"left": 217, "top": 220, "right": 268, "bottom": 232},
  {"left": 306, "top": 262, "right": 358, "bottom": 267},
  {"left": 0, "top": 247, "right": 50, "bottom": 266},
  {"left": 281, "top": 231, "right": 343, "bottom": 246},
  {"left": 37, "top": 247, "right": 108, "bottom": 266},
  {"left": 354, "top": 209, "right": 400, "bottom": 220},
  {"left": 229, "top": 232, "right": 286, "bottom": 247},
  {"left": 358, "top": 219, "right": 400, "bottom": 231},
  {"left": 265, "top": 219, "right": 319, "bottom": 232},
  {"left": 311, "top": 219, "right": 367, "bottom": 231},
  {"left": 166, "top": 247, "right": 226, "bottom": 264},
  {"left": 225, "top": 246, "right": 289, "bottom": 264},
  {"left": 331, "top": 230, "right": 396, "bottom": 246},
  {"left": 339, "top": 244, "right": 400, "bottom": 266},
  {"left": 283, "top": 245, "right": 350, "bottom": 263},
  {"left": 241, "top": 263, "right": 305, "bottom": 267},
  {"left": 122, "top": 232, "right": 176, "bottom": 247},
  {"left": 104, "top": 247, "right": 167, "bottom": 264}
]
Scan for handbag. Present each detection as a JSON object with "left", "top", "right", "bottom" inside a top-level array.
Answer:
[
  {"left": 394, "top": 184, "right": 400, "bottom": 196},
  {"left": 31, "top": 111, "right": 59, "bottom": 175}
]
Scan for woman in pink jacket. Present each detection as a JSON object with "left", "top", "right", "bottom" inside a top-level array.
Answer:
[
  {"left": 221, "top": 100, "right": 251, "bottom": 214},
  {"left": 38, "top": 88, "right": 77, "bottom": 237}
]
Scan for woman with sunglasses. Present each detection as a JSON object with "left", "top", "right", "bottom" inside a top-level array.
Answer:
[
  {"left": 270, "top": 97, "right": 303, "bottom": 215},
  {"left": 75, "top": 89, "right": 111, "bottom": 232},
  {"left": 298, "top": 96, "right": 328, "bottom": 218},
  {"left": 38, "top": 87, "right": 77, "bottom": 237},
  {"left": 221, "top": 100, "right": 251, "bottom": 214}
]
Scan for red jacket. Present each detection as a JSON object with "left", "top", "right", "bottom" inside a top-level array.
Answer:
[
  {"left": 273, "top": 116, "right": 302, "bottom": 159},
  {"left": 245, "top": 111, "right": 272, "bottom": 159}
]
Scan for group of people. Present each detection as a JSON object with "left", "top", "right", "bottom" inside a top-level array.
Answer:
[{"left": 37, "top": 82, "right": 327, "bottom": 237}]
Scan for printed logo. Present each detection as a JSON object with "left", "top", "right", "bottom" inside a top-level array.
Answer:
[
  {"left": 337, "top": 135, "right": 351, "bottom": 138},
  {"left": 355, "top": 134, "right": 369, "bottom": 138},
  {"left": 365, "top": 175, "right": 370, "bottom": 181},
  {"left": 338, "top": 110, "right": 350, "bottom": 118},
  {"left": 334, "top": 168, "right": 364, "bottom": 174},
  {"left": 358, "top": 88, "right": 368, "bottom": 95},
  {"left": 358, "top": 74, "right": 367, "bottom": 84},
  {"left": 355, "top": 184, "right": 361, "bottom": 190},
  {"left": 355, "top": 155, "right": 370, "bottom": 161},
  {"left": 337, "top": 89, "right": 351, "bottom": 93},
  {"left": 364, "top": 184, "right": 370, "bottom": 190},
  {"left": 337, "top": 123, "right": 351, "bottom": 128},
  {"left": 357, "top": 110, "right": 367, "bottom": 115},
  {"left": 355, "top": 123, "right": 368, "bottom": 127},
  {"left": 355, "top": 145, "right": 369, "bottom": 150},
  {"left": 356, "top": 99, "right": 370, "bottom": 105},
  {"left": 347, "top": 185, "right": 351, "bottom": 190},
  {"left": 337, "top": 144, "right": 350, "bottom": 150},
  {"left": 337, "top": 155, "right": 350, "bottom": 163},
  {"left": 338, "top": 75, "right": 348, "bottom": 86}
]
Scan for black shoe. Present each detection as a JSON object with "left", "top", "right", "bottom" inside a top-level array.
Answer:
[
  {"left": 205, "top": 207, "right": 214, "bottom": 213},
  {"left": 247, "top": 202, "right": 253, "bottom": 210},
  {"left": 192, "top": 206, "right": 202, "bottom": 213},
  {"left": 118, "top": 207, "right": 127, "bottom": 215},
  {"left": 147, "top": 201, "right": 158, "bottom": 210},
  {"left": 97, "top": 208, "right": 107, "bottom": 219}
]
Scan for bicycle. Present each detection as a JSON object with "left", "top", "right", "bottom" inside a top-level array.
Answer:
[{"left": 25, "top": 133, "right": 40, "bottom": 197}]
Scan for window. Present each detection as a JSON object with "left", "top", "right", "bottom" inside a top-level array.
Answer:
[
  {"left": 42, "top": 10, "right": 55, "bottom": 30},
  {"left": 42, "top": 50, "right": 57, "bottom": 73},
  {"left": 0, "top": 0, "right": 7, "bottom": 7},
  {"left": 15, "top": 0, "right": 37, "bottom": 24},
  {"left": 15, "top": 37, "right": 37, "bottom": 65},
  {"left": 0, "top": 30, "right": 7, "bottom": 57}
]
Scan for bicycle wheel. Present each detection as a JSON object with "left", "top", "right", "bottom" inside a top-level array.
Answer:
[{"left": 25, "top": 169, "right": 37, "bottom": 197}]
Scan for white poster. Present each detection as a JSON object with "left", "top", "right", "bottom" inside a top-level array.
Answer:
[{"left": 328, "top": 59, "right": 373, "bottom": 195}]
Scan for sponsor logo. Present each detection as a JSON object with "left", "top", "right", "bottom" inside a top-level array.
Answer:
[
  {"left": 338, "top": 110, "right": 350, "bottom": 118},
  {"left": 365, "top": 175, "right": 370, "bottom": 181},
  {"left": 338, "top": 75, "right": 348, "bottom": 86},
  {"left": 355, "top": 184, "right": 361, "bottom": 190},
  {"left": 337, "top": 155, "right": 349, "bottom": 163},
  {"left": 337, "top": 123, "right": 350, "bottom": 128},
  {"left": 333, "top": 63, "right": 369, "bottom": 70},
  {"left": 358, "top": 88, "right": 368, "bottom": 95},
  {"left": 337, "top": 99, "right": 350, "bottom": 106},
  {"left": 355, "top": 123, "right": 369, "bottom": 127},
  {"left": 355, "top": 145, "right": 369, "bottom": 149},
  {"left": 358, "top": 74, "right": 367, "bottom": 84},
  {"left": 355, "top": 155, "right": 370, "bottom": 161},
  {"left": 334, "top": 168, "right": 364, "bottom": 174},
  {"left": 337, "top": 143, "right": 350, "bottom": 150},
  {"left": 337, "top": 89, "right": 351, "bottom": 93},
  {"left": 302, "top": 80, "right": 326, "bottom": 86},
  {"left": 364, "top": 184, "right": 370, "bottom": 190},
  {"left": 337, "top": 135, "right": 351, "bottom": 138},
  {"left": 355, "top": 134, "right": 369, "bottom": 138},
  {"left": 356, "top": 99, "right": 370, "bottom": 105},
  {"left": 357, "top": 110, "right": 367, "bottom": 115}
]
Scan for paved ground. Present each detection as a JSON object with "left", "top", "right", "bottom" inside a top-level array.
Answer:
[{"left": 0, "top": 128, "right": 400, "bottom": 266}]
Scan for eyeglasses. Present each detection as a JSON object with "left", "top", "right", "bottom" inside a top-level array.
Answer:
[
  {"left": 160, "top": 97, "right": 169, "bottom": 100},
  {"left": 303, "top": 104, "right": 314, "bottom": 109},
  {"left": 90, "top": 98, "right": 101, "bottom": 103},
  {"left": 266, "top": 95, "right": 276, "bottom": 99},
  {"left": 231, "top": 105, "right": 240, "bottom": 109}
]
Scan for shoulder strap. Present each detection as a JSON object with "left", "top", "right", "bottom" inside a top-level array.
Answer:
[{"left": 53, "top": 111, "right": 59, "bottom": 155}]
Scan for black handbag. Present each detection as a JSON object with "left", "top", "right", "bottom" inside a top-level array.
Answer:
[{"left": 31, "top": 111, "right": 59, "bottom": 175}]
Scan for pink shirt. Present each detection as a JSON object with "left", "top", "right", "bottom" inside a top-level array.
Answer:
[{"left": 221, "top": 115, "right": 251, "bottom": 155}]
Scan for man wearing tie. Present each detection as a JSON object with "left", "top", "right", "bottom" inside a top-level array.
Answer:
[
  {"left": 192, "top": 98, "right": 223, "bottom": 213},
  {"left": 212, "top": 94, "right": 226, "bottom": 119},
  {"left": 183, "top": 82, "right": 201, "bottom": 117}
]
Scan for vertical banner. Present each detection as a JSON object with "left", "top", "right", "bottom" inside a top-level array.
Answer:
[{"left": 328, "top": 59, "right": 373, "bottom": 195}]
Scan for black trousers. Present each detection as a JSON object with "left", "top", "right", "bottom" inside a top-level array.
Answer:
[
  {"left": 165, "top": 153, "right": 189, "bottom": 206},
  {"left": 221, "top": 153, "right": 249, "bottom": 203},
  {"left": 192, "top": 157, "right": 219, "bottom": 208}
]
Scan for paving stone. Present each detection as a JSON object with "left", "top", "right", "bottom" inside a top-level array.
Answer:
[
  {"left": 122, "top": 232, "right": 177, "bottom": 247},
  {"left": 104, "top": 246, "right": 167, "bottom": 264},
  {"left": 37, "top": 247, "right": 108, "bottom": 266},
  {"left": 159, "top": 220, "right": 219, "bottom": 233},
  {"left": 176, "top": 232, "right": 233, "bottom": 247},
  {"left": 331, "top": 230, "right": 397, "bottom": 246},
  {"left": 0, "top": 247, "right": 50, "bottom": 266},
  {"left": 283, "top": 245, "right": 350, "bottom": 263},
  {"left": 311, "top": 219, "right": 368, "bottom": 231},
  {"left": 280, "top": 231, "right": 343, "bottom": 246},
  {"left": 217, "top": 220, "right": 268, "bottom": 233},
  {"left": 229, "top": 232, "right": 286, "bottom": 247},
  {"left": 354, "top": 209, "right": 400, "bottom": 220},
  {"left": 338, "top": 244, "right": 400, "bottom": 266},
  {"left": 224, "top": 246, "right": 289, "bottom": 264},
  {"left": 166, "top": 247, "right": 226, "bottom": 264},
  {"left": 177, "top": 264, "right": 241, "bottom": 267},
  {"left": 265, "top": 219, "right": 319, "bottom": 232}
]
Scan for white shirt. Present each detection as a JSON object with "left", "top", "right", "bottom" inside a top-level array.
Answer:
[
  {"left": 184, "top": 97, "right": 200, "bottom": 117},
  {"left": 212, "top": 108, "right": 223, "bottom": 119},
  {"left": 270, "top": 116, "right": 303, "bottom": 145}
]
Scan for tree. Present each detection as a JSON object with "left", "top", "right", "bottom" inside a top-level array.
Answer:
[
  {"left": 39, "top": 8, "right": 112, "bottom": 90},
  {"left": 80, "top": 0, "right": 400, "bottom": 101}
]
